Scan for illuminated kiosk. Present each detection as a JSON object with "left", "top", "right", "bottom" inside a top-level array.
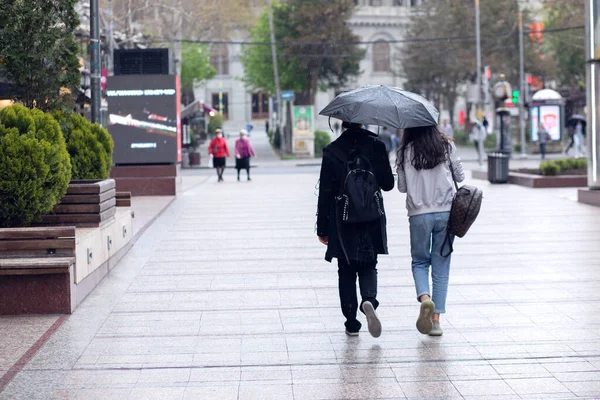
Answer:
[
  {"left": 579, "top": 0, "right": 600, "bottom": 206},
  {"left": 529, "top": 89, "right": 565, "bottom": 154},
  {"left": 107, "top": 75, "right": 181, "bottom": 196}
]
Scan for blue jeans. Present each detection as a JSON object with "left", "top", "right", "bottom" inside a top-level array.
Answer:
[{"left": 409, "top": 212, "right": 453, "bottom": 314}]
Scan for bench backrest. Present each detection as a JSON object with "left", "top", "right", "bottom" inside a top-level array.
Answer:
[{"left": 0, "top": 227, "right": 76, "bottom": 258}]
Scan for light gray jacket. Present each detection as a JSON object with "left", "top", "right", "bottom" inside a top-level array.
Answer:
[{"left": 396, "top": 142, "right": 465, "bottom": 217}]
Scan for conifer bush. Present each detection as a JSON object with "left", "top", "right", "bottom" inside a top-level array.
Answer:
[
  {"left": 53, "top": 111, "right": 114, "bottom": 180},
  {"left": 0, "top": 105, "right": 71, "bottom": 227}
]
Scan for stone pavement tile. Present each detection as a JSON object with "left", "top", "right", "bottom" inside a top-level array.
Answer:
[
  {"left": 291, "top": 364, "right": 344, "bottom": 383},
  {"left": 441, "top": 361, "right": 500, "bottom": 380},
  {"left": 136, "top": 368, "right": 191, "bottom": 385},
  {"left": 504, "top": 377, "right": 571, "bottom": 396},
  {"left": 242, "top": 337, "right": 286, "bottom": 352},
  {"left": 183, "top": 385, "right": 238, "bottom": 400},
  {"left": 340, "top": 365, "right": 396, "bottom": 382},
  {"left": 191, "top": 352, "right": 241, "bottom": 366},
  {"left": 398, "top": 381, "right": 462, "bottom": 399},
  {"left": 553, "top": 371, "right": 600, "bottom": 382},
  {"left": 128, "top": 387, "right": 185, "bottom": 400},
  {"left": 0, "top": 370, "right": 67, "bottom": 400},
  {"left": 491, "top": 362, "right": 552, "bottom": 379},
  {"left": 51, "top": 388, "right": 132, "bottom": 399},
  {"left": 241, "top": 366, "right": 292, "bottom": 383},
  {"left": 240, "top": 351, "right": 288, "bottom": 365},
  {"left": 562, "top": 380, "right": 600, "bottom": 397},
  {"left": 391, "top": 364, "right": 449, "bottom": 382},
  {"left": 459, "top": 330, "right": 514, "bottom": 344},
  {"left": 188, "top": 367, "right": 241, "bottom": 383},
  {"left": 452, "top": 379, "right": 516, "bottom": 396},
  {"left": 238, "top": 383, "right": 294, "bottom": 400},
  {"left": 541, "top": 360, "right": 597, "bottom": 373},
  {"left": 524, "top": 343, "right": 578, "bottom": 357},
  {"left": 293, "top": 379, "right": 405, "bottom": 399},
  {"left": 289, "top": 350, "right": 338, "bottom": 363}
]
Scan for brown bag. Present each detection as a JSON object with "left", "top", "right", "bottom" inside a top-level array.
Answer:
[{"left": 441, "top": 162, "right": 483, "bottom": 257}]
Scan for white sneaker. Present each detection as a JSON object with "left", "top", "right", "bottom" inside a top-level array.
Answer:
[
  {"left": 416, "top": 299, "right": 435, "bottom": 334},
  {"left": 363, "top": 301, "right": 382, "bottom": 338}
]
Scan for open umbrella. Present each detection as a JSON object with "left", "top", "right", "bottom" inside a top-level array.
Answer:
[
  {"left": 567, "top": 114, "right": 586, "bottom": 129},
  {"left": 319, "top": 85, "right": 439, "bottom": 129}
]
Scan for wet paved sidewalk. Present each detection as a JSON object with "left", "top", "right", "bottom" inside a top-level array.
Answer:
[{"left": 2, "top": 165, "right": 600, "bottom": 399}]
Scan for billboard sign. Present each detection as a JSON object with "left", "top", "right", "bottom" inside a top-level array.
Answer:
[
  {"left": 107, "top": 75, "right": 180, "bottom": 165},
  {"left": 530, "top": 105, "right": 561, "bottom": 141}
]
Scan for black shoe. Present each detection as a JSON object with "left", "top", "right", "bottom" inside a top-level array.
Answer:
[{"left": 345, "top": 329, "right": 359, "bottom": 337}]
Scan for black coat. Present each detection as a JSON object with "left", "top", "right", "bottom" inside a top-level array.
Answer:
[{"left": 316, "top": 128, "right": 394, "bottom": 263}]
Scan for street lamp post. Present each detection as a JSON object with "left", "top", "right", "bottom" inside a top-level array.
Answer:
[
  {"left": 586, "top": 0, "right": 600, "bottom": 189},
  {"left": 90, "top": 0, "right": 101, "bottom": 124},
  {"left": 475, "top": 0, "right": 482, "bottom": 114},
  {"left": 518, "top": 7, "right": 527, "bottom": 157}
]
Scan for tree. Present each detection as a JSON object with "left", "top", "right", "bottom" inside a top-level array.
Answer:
[
  {"left": 0, "top": 0, "right": 81, "bottom": 111},
  {"left": 180, "top": 43, "right": 216, "bottom": 105},
  {"left": 241, "top": 0, "right": 365, "bottom": 105},
  {"left": 542, "top": 0, "right": 585, "bottom": 97},
  {"left": 399, "top": 0, "right": 548, "bottom": 123}
]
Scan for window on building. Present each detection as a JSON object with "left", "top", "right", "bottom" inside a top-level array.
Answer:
[
  {"left": 252, "top": 92, "right": 269, "bottom": 119},
  {"left": 410, "top": 0, "right": 419, "bottom": 6},
  {"left": 210, "top": 44, "right": 229, "bottom": 75},
  {"left": 393, "top": 0, "right": 404, "bottom": 5},
  {"left": 369, "top": 0, "right": 382, "bottom": 5},
  {"left": 211, "top": 92, "right": 229, "bottom": 118},
  {"left": 372, "top": 41, "right": 390, "bottom": 73}
]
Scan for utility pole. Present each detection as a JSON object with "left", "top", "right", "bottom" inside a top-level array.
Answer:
[
  {"left": 107, "top": 0, "right": 114, "bottom": 75},
  {"left": 267, "top": 0, "right": 284, "bottom": 154},
  {"left": 90, "top": 0, "right": 101, "bottom": 124},
  {"left": 518, "top": 7, "right": 527, "bottom": 156},
  {"left": 475, "top": 0, "right": 482, "bottom": 115}
]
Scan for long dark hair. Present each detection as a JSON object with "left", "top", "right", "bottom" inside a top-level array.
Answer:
[{"left": 396, "top": 125, "right": 451, "bottom": 171}]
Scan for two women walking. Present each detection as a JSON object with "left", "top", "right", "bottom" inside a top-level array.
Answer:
[
  {"left": 317, "top": 122, "right": 464, "bottom": 338},
  {"left": 208, "top": 128, "right": 255, "bottom": 182}
]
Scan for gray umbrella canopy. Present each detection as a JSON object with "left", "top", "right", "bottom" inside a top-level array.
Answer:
[{"left": 319, "top": 85, "right": 439, "bottom": 129}]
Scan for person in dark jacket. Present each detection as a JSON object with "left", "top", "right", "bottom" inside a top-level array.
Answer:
[{"left": 316, "top": 121, "right": 394, "bottom": 337}]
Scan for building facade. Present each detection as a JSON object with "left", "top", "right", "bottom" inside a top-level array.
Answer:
[{"left": 195, "top": 1, "right": 423, "bottom": 132}]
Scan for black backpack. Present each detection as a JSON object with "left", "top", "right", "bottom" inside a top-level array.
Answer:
[{"left": 327, "top": 145, "right": 385, "bottom": 224}]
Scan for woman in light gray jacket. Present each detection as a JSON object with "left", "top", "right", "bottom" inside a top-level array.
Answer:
[{"left": 396, "top": 125, "right": 465, "bottom": 336}]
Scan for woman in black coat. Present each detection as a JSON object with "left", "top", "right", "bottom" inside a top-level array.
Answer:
[{"left": 316, "top": 122, "right": 394, "bottom": 337}]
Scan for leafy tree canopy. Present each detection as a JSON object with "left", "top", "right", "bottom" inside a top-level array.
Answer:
[
  {"left": 0, "top": 0, "right": 81, "bottom": 111},
  {"left": 241, "top": 0, "right": 365, "bottom": 105}
]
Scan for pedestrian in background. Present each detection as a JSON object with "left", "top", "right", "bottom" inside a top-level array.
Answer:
[
  {"left": 538, "top": 123, "right": 550, "bottom": 160},
  {"left": 208, "top": 128, "right": 230, "bottom": 182},
  {"left": 316, "top": 121, "right": 394, "bottom": 338},
  {"left": 235, "top": 129, "right": 255, "bottom": 181},
  {"left": 378, "top": 126, "right": 393, "bottom": 158},
  {"left": 396, "top": 125, "right": 465, "bottom": 336},
  {"left": 265, "top": 120, "right": 269, "bottom": 134},
  {"left": 574, "top": 121, "right": 585, "bottom": 157},
  {"left": 469, "top": 120, "right": 486, "bottom": 167},
  {"left": 246, "top": 122, "right": 253, "bottom": 137},
  {"left": 440, "top": 119, "right": 453, "bottom": 139}
]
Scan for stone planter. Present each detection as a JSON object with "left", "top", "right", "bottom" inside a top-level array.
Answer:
[
  {"left": 189, "top": 151, "right": 201, "bottom": 167},
  {"left": 472, "top": 170, "right": 587, "bottom": 188},
  {"left": 40, "top": 179, "right": 117, "bottom": 227}
]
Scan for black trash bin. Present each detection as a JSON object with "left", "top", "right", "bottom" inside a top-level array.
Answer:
[{"left": 487, "top": 152, "right": 509, "bottom": 184}]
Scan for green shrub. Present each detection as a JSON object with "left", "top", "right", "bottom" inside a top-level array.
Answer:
[
  {"left": 0, "top": 105, "right": 71, "bottom": 227},
  {"left": 453, "top": 130, "right": 469, "bottom": 146},
  {"left": 575, "top": 158, "right": 587, "bottom": 169},
  {"left": 267, "top": 129, "right": 273, "bottom": 142},
  {"left": 540, "top": 160, "right": 560, "bottom": 176},
  {"left": 314, "top": 130, "right": 331, "bottom": 158},
  {"left": 53, "top": 111, "right": 114, "bottom": 180},
  {"left": 555, "top": 159, "right": 571, "bottom": 170},
  {"left": 207, "top": 114, "right": 224, "bottom": 135},
  {"left": 484, "top": 133, "right": 497, "bottom": 150}
]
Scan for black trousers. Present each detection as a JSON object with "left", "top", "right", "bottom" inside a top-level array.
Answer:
[{"left": 338, "top": 259, "right": 379, "bottom": 332}]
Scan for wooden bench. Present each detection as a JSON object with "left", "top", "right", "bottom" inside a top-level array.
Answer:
[
  {"left": 116, "top": 191, "right": 132, "bottom": 207},
  {"left": 0, "top": 227, "right": 76, "bottom": 314}
]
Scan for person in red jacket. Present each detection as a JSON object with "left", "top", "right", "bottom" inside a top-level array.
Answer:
[{"left": 208, "top": 128, "right": 230, "bottom": 182}]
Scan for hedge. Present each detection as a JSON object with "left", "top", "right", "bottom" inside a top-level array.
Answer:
[
  {"left": 53, "top": 111, "right": 114, "bottom": 180},
  {"left": 540, "top": 158, "right": 587, "bottom": 176},
  {"left": 0, "top": 105, "right": 71, "bottom": 227}
]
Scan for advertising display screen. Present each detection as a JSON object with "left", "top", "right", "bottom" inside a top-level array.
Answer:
[
  {"left": 107, "top": 75, "right": 180, "bottom": 165},
  {"left": 530, "top": 105, "right": 561, "bottom": 142}
]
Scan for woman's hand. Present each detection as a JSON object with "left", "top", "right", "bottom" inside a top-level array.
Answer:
[{"left": 318, "top": 236, "right": 328, "bottom": 245}]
